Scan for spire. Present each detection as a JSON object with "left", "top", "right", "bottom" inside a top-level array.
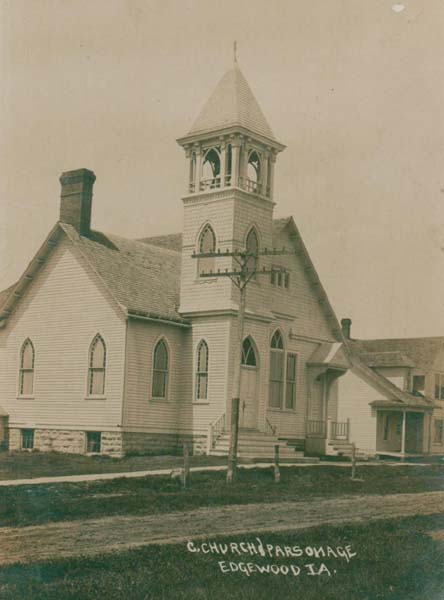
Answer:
[{"left": 187, "top": 62, "right": 278, "bottom": 143}]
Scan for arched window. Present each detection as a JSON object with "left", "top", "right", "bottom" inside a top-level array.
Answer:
[
  {"left": 246, "top": 227, "right": 259, "bottom": 276},
  {"left": 242, "top": 337, "right": 257, "bottom": 367},
  {"left": 198, "top": 224, "right": 216, "bottom": 275},
  {"left": 247, "top": 150, "right": 261, "bottom": 193},
  {"left": 269, "top": 330, "right": 284, "bottom": 408},
  {"left": 19, "top": 339, "right": 35, "bottom": 396},
  {"left": 88, "top": 335, "right": 106, "bottom": 396},
  {"left": 152, "top": 339, "right": 169, "bottom": 399},
  {"left": 196, "top": 340, "right": 209, "bottom": 400},
  {"left": 202, "top": 147, "right": 221, "bottom": 189}
]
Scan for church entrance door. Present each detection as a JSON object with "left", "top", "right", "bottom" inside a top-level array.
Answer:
[{"left": 240, "top": 366, "right": 258, "bottom": 428}]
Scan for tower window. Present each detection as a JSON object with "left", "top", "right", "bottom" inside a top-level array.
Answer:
[
  {"left": 247, "top": 150, "right": 261, "bottom": 194},
  {"left": 242, "top": 337, "right": 257, "bottom": 367},
  {"left": 198, "top": 224, "right": 216, "bottom": 275},
  {"left": 246, "top": 228, "right": 259, "bottom": 277},
  {"left": 201, "top": 148, "right": 221, "bottom": 190}
]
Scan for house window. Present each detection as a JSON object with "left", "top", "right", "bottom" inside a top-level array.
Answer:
[
  {"left": 285, "top": 353, "right": 297, "bottom": 409},
  {"left": 434, "top": 420, "right": 443, "bottom": 444},
  {"left": 88, "top": 335, "right": 106, "bottom": 396},
  {"left": 198, "top": 224, "right": 216, "bottom": 275},
  {"left": 246, "top": 228, "right": 259, "bottom": 277},
  {"left": 412, "top": 375, "right": 425, "bottom": 395},
  {"left": 434, "top": 374, "right": 444, "bottom": 400},
  {"left": 269, "top": 330, "right": 284, "bottom": 408},
  {"left": 21, "top": 429, "right": 34, "bottom": 450},
  {"left": 86, "top": 431, "right": 101, "bottom": 453},
  {"left": 19, "top": 339, "right": 35, "bottom": 396},
  {"left": 196, "top": 340, "right": 209, "bottom": 400},
  {"left": 152, "top": 339, "right": 169, "bottom": 399},
  {"left": 383, "top": 415, "right": 389, "bottom": 441},
  {"left": 242, "top": 337, "right": 257, "bottom": 367}
]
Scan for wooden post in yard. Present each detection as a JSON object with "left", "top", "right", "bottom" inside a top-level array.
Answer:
[
  {"left": 183, "top": 442, "right": 190, "bottom": 487},
  {"left": 274, "top": 444, "right": 281, "bottom": 483},
  {"left": 351, "top": 443, "right": 356, "bottom": 480}
]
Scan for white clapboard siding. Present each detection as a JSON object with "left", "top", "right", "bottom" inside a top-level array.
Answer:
[
  {"left": 178, "top": 316, "right": 231, "bottom": 435},
  {"left": 0, "top": 238, "right": 126, "bottom": 429},
  {"left": 337, "top": 369, "right": 380, "bottom": 454},
  {"left": 122, "top": 320, "right": 184, "bottom": 433}
]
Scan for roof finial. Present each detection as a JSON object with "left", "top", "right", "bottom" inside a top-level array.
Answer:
[{"left": 233, "top": 40, "right": 238, "bottom": 64}]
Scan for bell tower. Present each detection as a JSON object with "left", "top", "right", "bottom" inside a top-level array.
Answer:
[{"left": 177, "top": 58, "right": 285, "bottom": 315}]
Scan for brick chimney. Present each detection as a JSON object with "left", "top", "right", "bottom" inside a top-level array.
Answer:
[
  {"left": 59, "top": 168, "right": 96, "bottom": 236},
  {"left": 341, "top": 318, "right": 352, "bottom": 339}
]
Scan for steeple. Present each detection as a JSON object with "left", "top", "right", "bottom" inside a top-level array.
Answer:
[{"left": 177, "top": 61, "right": 284, "bottom": 200}]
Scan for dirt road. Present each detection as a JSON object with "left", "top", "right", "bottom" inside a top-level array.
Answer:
[{"left": 1, "top": 491, "right": 443, "bottom": 565}]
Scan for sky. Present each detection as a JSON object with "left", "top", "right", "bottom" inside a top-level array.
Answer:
[{"left": 1, "top": 0, "right": 443, "bottom": 339}]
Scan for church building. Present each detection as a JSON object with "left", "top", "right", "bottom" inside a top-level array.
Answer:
[{"left": 0, "top": 61, "right": 350, "bottom": 458}]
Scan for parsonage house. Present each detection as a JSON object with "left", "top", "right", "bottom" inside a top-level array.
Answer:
[{"left": 0, "top": 62, "right": 442, "bottom": 460}]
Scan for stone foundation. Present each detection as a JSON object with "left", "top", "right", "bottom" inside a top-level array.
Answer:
[{"left": 7, "top": 428, "right": 207, "bottom": 457}]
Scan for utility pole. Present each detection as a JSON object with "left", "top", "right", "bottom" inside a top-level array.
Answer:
[{"left": 192, "top": 245, "right": 291, "bottom": 484}]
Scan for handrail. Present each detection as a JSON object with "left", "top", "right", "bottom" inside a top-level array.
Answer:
[
  {"left": 265, "top": 416, "right": 277, "bottom": 436},
  {"left": 306, "top": 419, "right": 326, "bottom": 437},
  {"left": 330, "top": 420, "right": 349, "bottom": 440},
  {"left": 207, "top": 412, "right": 225, "bottom": 453}
]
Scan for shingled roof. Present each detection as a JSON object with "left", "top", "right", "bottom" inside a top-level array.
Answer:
[
  {"left": 350, "top": 337, "right": 444, "bottom": 371},
  {"left": 187, "top": 63, "right": 278, "bottom": 143}
]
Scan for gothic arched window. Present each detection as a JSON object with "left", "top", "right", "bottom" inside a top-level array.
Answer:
[
  {"left": 88, "top": 334, "right": 106, "bottom": 396},
  {"left": 246, "top": 227, "right": 259, "bottom": 276},
  {"left": 19, "top": 339, "right": 35, "bottom": 396},
  {"left": 242, "top": 337, "right": 257, "bottom": 367},
  {"left": 198, "top": 224, "right": 216, "bottom": 275},
  {"left": 196, "top": 340, "right": 209, "bottom": 400},
  {"left": 152, "top": 339, "right": 169, "bottom": 399},
  {"left": 269, "top": 330, "right": 284, "bottom": 408}
]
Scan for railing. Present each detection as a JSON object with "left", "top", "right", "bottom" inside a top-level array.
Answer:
[
  {"left": 200, "top": 177, "right": 221, "bottom": 191},
  {"left": 206, "top": 413, "right": 225, "bottom": 453},
  {"left": 245, "top": 179, "right": 262, "bottom": 195},
  {"left": 306, "top": 419, "right": 326, "bottom": 437},
  {"left": 330, "top": 419, "right": 350, "bottom": 441},
  {"left": 265, "top": 417, "right": 277, "bottom": 436}
]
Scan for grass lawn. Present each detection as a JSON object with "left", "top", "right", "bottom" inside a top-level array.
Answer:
[
  {"left": 0, "top": 451, "right": 228, "bottom": 480},
  {"left": 1, "top": 514, "right": 443, "bottom": 599},
  {"left": 1, "top": 464, "right": 443, "bottom": 528}
]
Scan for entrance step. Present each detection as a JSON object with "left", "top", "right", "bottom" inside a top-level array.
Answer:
[
  {"left": 209, "top": 429, "right": 318, "bottom": 462},
  {"left": 328, "top": 441, "right": 369, "bottom": 461}
]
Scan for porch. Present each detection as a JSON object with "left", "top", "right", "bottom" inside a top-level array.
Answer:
[
  {"left": 305, "top": 417, "right": 352, "bottom": 457},
  {"left": 375, "top": 409, "right": 427, "bottom": 459}
]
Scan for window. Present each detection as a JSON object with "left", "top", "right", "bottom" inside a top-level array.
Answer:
[
  {"left": 196, "top": 340, "right": 209, "bottom": 400},
  {"left": 412, "top": 375, "right": 425, "bottom": 396},
  {"left": 285, "top": 354, "right": 297, "bottom": 409},
  {"left": 246, "top": 228, "right": 259, "bottom": 277},
  {"left": 434, "top": 420, "right": 443, "bottom": 444},
  {"left": 198, "top": 224, "right": 216, "bottom": 275},
  {"left": 247, "top": 150, "right": 261, "bottom": 193},
  {"left": 383, "top": 415, "right": 389, "bottom": 441},
  {"left": 271, "top": 267, "right": 289, "bottom": 288},
  {"left": 88, "top": 335, "right": 106, "bottom": 396},
  {"left": 152, "top": 339, "right": 169, "bottom": 399},
  {"left": 201, "top": 147, "right": 221, "bottom": 189},
  {"left": 19, "top": 339, "right": 35, "bottom": 396},
  {"left": 269, "top": 330, "right": 284, "bottom": 408},
  {"left": 22, "top": 429, "right": 34, "bottom": 450},
  {"left": 435, "top": 374, "right": 444, "bottom": 400},
  {"left": 242, "top": 337, "right": 257, "bottom": 367},
  {"left": 86, "top": 431, "right": 101, "bottom": 453}
]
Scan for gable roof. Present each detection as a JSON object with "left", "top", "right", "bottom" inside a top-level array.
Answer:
[
  {"left": 0, "top": 223, "right": 187, "bottom": 328},
  {"left": 187, "top": 64, "right": 278, "bottom": 143},
  {"left": 349, "top": 337, "right": 444, "bottom": 371},
  {"left": 0, "top": 216, "right": 343, "bottom": 337}
]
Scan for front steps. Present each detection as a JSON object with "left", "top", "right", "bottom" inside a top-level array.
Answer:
[
  {"left": 209, "top": 428, "right": 319, "bottom": 463},
  {"left": 328, "top": 440, "right": 370, "bottom": 461}
]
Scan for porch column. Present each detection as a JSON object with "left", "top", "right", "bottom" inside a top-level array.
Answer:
[{"left": 400, "top": 410, "right": 406, "bottom": 458}]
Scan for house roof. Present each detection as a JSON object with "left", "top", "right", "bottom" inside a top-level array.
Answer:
[
  {"left": 186, "top": 63, "right": 278, "bottom": 143},
  {"left": 0, "top": 216, "right": 343, "bottom": 339},
  {"left": 349, "top": 337, "right": 444, "bottom": 371}
]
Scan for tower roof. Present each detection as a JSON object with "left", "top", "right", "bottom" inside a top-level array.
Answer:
[{"left": 187, "top": 63, "right": 278, "bottom": 143}]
